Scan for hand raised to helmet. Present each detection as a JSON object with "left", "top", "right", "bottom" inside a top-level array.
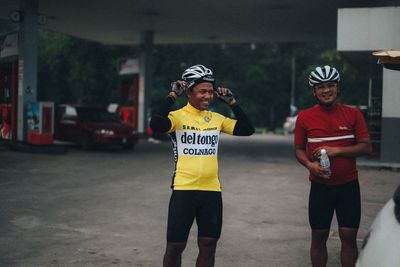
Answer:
[
  {"left": 170, "top": 80, "right": 187, "bottom": 96},
  {"left": 214, "top": 87, "right": 236, "bottom": 105}
]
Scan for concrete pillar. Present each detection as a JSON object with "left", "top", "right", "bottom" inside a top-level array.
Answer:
[
  {"left": 17, "top": 0, "right": 39, "bottom": 141},
  {"left": 337, "top": 7, "right": 400, "bottom": 163},
  {"left": 138, "top": 30, "right": 154, "bottom": 135},
  {"left": 290, "top": 50, "right": 296, "bottom": 116},
  {"left": 381, "top": 68, "right": 400, "bottom": 163}
]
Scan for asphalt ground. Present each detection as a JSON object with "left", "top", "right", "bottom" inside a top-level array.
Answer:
[{"left": 0, "top": 134, "right": 398, "bottom": 267}]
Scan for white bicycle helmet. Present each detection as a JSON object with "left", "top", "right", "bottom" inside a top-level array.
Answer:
[
  {"left": 181, "top": 64, "right": 215, "bottom": 90},
  {"left": 309, "top": 65, "right": 340, "bottom": 86}
]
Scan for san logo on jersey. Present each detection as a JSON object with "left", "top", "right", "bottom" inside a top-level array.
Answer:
[
  {"left": 182, "top": 124, "right": 218, "bottom": 131},
  {"left": 182, "top": 125, "right": 201, "bottom": 131},
  {"left": 176, "top": 130, "right": 219, "bottom": 156}
]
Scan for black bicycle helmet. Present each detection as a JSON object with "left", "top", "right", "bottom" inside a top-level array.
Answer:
[
  {"left": 309, "top": 65, "right": 340, "bottom": 86},
  {"left": 181, "top": 64, "right": 215, "bottom": 90}
]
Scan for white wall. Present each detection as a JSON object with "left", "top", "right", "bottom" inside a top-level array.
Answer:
[
  {"left": 337, "top": 7, "right": 400, "bottom": 51},
  {"left": 382, "top": 68, "right": 400, "bottom": 118}
]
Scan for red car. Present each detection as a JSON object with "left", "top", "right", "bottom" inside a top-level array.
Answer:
[{"left": 55, "top": 105, "right": 139, "bottom": 149}]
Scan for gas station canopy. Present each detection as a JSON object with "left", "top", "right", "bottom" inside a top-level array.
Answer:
[
  {"left": 0, "top": 0, "right": 387, "bottom": 45},
  {"left": 2, "top": 0, "right": 400, "bottom": 163}
]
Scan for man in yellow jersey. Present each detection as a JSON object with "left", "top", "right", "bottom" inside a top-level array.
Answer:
[{"left": 150, "top": 64, "right": 254, "bottom": 267}]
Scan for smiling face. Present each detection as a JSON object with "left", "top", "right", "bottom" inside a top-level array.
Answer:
[
  {"left": 187, "top": 82, "right": 214, "bottom": 111},
  {"left": 313, "top": 81, "right": 339, "bottom": 107}
]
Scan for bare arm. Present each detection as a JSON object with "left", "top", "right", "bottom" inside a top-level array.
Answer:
[
  {"left": 295, "top": 146, "right": 327, "bottom": 178},
  {"left": 312, "top": 140, "right": 372, "bottom": 159}
]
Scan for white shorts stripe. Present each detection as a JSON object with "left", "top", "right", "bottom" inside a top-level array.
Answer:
[{"left": 307, "top": 134, "right": 355, "bottom": 143}]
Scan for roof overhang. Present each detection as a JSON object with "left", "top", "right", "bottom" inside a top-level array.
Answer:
[{"left": 0, "top": 0, "right": 391, "bottom": 45}]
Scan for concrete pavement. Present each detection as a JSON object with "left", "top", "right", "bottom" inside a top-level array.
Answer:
[{"left": 0, "top": 134, "right": 398, "bottom": 266}]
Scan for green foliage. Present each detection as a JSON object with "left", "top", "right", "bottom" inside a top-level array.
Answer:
[
  {"left": 152, "top": 43, "right": 294, "bottom": 129},
  {"left": 38, "top": 30, "right": 120, "bottom": 106},
  {"left": 38, "top": 31, "right": 381, "bottom": 128}
]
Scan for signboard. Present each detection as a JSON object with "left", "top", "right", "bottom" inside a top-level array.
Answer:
[
  {"left": 118, "top": 58, "right": 139, "bottom": 75},
  {"left": 18, "top": 59, "right": 23, "bottom": 96},
  {"left": 0, "top": 32, "right": 18, "bottom": 58},
  {"left": 27, "top": 102, "right": 54, "bottom": 133}
]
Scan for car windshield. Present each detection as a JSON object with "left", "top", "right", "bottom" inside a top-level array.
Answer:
[{"left": 78, "top": 108, "right": 119, "bottom": 123}]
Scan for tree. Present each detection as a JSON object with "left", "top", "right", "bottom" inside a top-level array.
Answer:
[
  {"left": 38, "top": 30, "right": 120, "bottom": 106},
  {"left": 38, "top": 31, "right": 380, "bottom": 129}
]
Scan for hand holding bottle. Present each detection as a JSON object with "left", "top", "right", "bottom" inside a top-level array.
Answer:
[{"left": 319, "top": 149, "right": 331, "bottom": 179}]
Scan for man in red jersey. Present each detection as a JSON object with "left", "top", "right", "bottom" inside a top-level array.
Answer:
[{"left": 295, "top": 65, "right": 372, "bottom": 267}]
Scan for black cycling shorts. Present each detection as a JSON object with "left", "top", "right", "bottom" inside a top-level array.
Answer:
[
  {"left": 309, "top": 180, "right": 361, "bottom": 230},
  {"left": 166, "top": 190, "right": 223, "bottom": 242}
]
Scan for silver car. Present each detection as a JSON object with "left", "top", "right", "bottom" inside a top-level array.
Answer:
[{"left": 283, "top": 115, "right": 297, "bottom": 135}]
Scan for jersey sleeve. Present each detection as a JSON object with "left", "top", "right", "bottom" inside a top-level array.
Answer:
[
  {"left": 167, "top": 112, "right": 177, "bottom": 133},
  {"left": 354, "top": 109, "right": 370, "bottom": 141},
  {"left": 150, "top": 96, "right": 174, "bottom": 133},
  {"left": 221, "top": 116, "right": 237, "bottom": 135},
  {"left": 231, "top": 104, "right": 255, "bottom": 136},
  {"left": 294, "top": 111, "right": 307, "bottom": 148}
]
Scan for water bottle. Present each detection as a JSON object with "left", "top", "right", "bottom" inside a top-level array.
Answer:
[{"left": 320, "top": 149, "right": 331, "bottom": 179}]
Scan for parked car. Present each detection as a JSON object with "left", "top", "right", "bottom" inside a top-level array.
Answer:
[
  {"left": 283, "top": 115, "right": 297, "bottom": 135},
  {"left": 54, "top": 105, "right": 139, "bottom": 149}
]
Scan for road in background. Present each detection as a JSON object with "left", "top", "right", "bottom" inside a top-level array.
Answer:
[{"left": 0, "top": 134, "right": 398, "bottom": 266}]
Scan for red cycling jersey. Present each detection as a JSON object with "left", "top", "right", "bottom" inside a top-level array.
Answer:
[{"left": 295, "top": 103, "right": 370, "bottom": 185}]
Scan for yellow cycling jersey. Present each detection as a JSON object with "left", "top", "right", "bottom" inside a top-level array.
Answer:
[{"left": 167, "top": 103, "right": 237, "bottom": 191}]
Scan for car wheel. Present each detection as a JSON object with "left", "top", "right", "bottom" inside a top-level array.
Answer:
[{"left": 80, "top": 132, "right": 93, "bottom": 150}]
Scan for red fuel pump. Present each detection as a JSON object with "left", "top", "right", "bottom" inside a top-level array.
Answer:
[{"left": 0, "top": 60, "right": 17, "bottom": 142}]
